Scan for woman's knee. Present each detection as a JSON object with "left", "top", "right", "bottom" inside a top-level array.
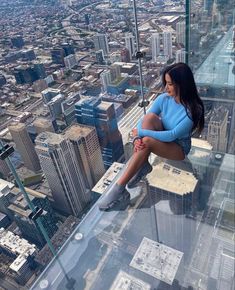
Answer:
[
  {"left": 142, "top": 113, "right": 163, "bottom": 130},
  {"left": 142, "top": 136, "right": 156, "bottom": 148}
]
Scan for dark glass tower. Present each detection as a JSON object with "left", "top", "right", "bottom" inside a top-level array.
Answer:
[{"left": 75, "top": 98, "right": 124, "bottom": 168}]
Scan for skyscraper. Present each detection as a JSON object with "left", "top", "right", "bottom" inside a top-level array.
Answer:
[
  {"left": 207, "top": 106, "right": 229, "bottom": 152},
  {"left": 147, "top": 162, "right": 198, "bottom": 259},
  {"left": 35, "top": 132, "right": 91, "bottom": 216},
  {"left": 121, "top": 47, "right": 131, "bottom": 62},
  {"left": 93, "top": 34, "right": 109, "bottom": 56},
  {"left": 125, "top": 33, "right": 135, "bottom": 58},
  {"left": 75, "top": 98, "right": 124, "bottom": 168},
  {"left": 176, "top": 49, "right": 186, "bottom": 63},
  {"left": 8, "top": 123, "right": 41, "bottom": 172},
  {"left": 50, "top": 48, "right": 65, "bottom": 65},
  {"left": 100, "top": 70, "right": 112, "bottom": 92},
  {"left": 151, "top": 33, "right": 160, "bottom": 62},
  {"left": 176, "top": 21, "right": 185, "bottom": 45},
  {"left": 64, "top": 124, "right": 105, "bottom": 189},
  {"left": 0, "top": 159, "right": 10, "bottom": 179},
  {"left": 163, "top": 31, "right": 173, "bottom": 59}
]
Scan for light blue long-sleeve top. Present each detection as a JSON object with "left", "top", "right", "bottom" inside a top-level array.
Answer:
[{"left": 137, "top": 93, "right": 193, "bottom": 142}]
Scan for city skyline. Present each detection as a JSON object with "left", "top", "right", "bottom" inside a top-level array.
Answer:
[{"left": 0, "top": 0, "right": 234, "bottom": 289}]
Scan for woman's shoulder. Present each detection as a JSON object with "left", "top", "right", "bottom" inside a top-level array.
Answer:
[{"left": 155, "top": 92, "right": 169, "bottom": 102}]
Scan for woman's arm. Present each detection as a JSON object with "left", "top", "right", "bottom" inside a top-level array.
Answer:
[{"left": 137, "top": 115, "right": 193, "bottom": 142}]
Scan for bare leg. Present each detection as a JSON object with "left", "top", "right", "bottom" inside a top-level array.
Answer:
[{"left": 117, "top": 113, "right": 163, "bottom": 186}]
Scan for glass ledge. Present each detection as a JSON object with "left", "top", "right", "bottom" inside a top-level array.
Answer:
[{"left": 30, "top": 144, "right": 235, "bottom": 290}]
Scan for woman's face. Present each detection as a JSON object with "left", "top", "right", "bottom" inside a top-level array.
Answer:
[{"left": 165, "top": 73, "right": 178, "bottom": 98}]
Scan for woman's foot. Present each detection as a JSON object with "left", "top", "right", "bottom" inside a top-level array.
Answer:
[
  {"left": 98, "top": 183, "right": 130, "bottom": 211},
  {"left": 127, "top": 161, "right": 152, "bottom": 189}
]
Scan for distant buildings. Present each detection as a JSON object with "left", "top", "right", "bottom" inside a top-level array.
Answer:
[
  {"left": 93, "top": 34, "right": 109, "bottom": 57},
  {"left": 176, "top": 49, "right": 186, "bottom": 63},
  {"left": 163, "top": 31, "right": 173, "bottom": 58},
  {"left": 0, "top": 228, "right": 37, "bottom": 285},
  {"left": 8, "top": 187, "right": 58, "bottom": 247},
  {"left": 75, "top": 97, "right": 124, "bottom": 168},
  {"left": 124, "top": 33, "right": 135, "bottom": 59},
  {"left": 151, "top": 33, "right": 160, "bottom": 62},
  {"left": 100, "top": 70, "right": 112, "bottom": 92},
  {"left": 13, "top": 63, "right": 46, "bottom": 84},
  {"left": 11, "top": 35, "right": 24, "bottom": 48},
  {"left": 176, "top": 21, "right": 185, "bottom": 45},
  {"left": 121, "top": 47, "right": 131, "bottom": 62},
  {"left": 64, "top": 54, "right": 77, "bottom": 69},
  {"left": 47, "top": 93, "right": 65, "bottom": 119},
  {"left": 35, "top": 132, "right": 91, "bottom": 216},
  {"left": 8, "top": 123, "right": 41, "bottom": 172},
  {"left": 0, "top": 74, "right": 7, "bottom": 87}
]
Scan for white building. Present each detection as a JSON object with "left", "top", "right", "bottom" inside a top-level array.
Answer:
[
  {"left": 0, "top": 228, "right": 37, "bottom": 284},
  {"left": 125, "top": 33, "right": 135, "bottom": 58},
  {"left": 176, "top": 21, "right": 185, "bottom": 45},
  {"left": 151, "top": 33, "right": 160, "bottom": 62},
  {"left": 163, "top": 31, "right": 173, "bottom": 59},
  {"left": 176, "top": 49, "right": 186, "bottom": 63},
  {"left": 100, "top": 70, "right": 112, "bottom": 92}
]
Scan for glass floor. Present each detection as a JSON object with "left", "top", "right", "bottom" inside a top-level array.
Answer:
[{"left": 31, "top": 141, "right": 235, "bottom": 290}]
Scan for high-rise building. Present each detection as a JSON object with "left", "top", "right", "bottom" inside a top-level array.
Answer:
[
  {"left": 61, "top": 92, "right": 81, "bottom": 125},
  {"left": 41, "top": 88, "right": 61, "bottom": 103},
  {"left": 207, "top": 106, "right": 229, "bottom": 152},
  {"left": 176, "top": 21, "right": 185, "bottom": 45},
  {"left": 121, "top": 47, "right": 131, "bottom": 62},
  {"left": 176, "top": 49, "right": 186, "bottom": 63},
  {"left": 163, "top": 31, "right": 172, "bottom": 58},
  {"left": 0, "top": 179, "right": 15, "bottom": 220},
  {"left": 13, "top": 63, "right": 45, "bottom": 85},
  {"left": 0, "top": 74, "right": 7, "bottom": 87},
  {"left": 50, "top": 48, "right": 65, "bottom": 65},
  {"left": 64, "top": 54, "right": 77, "bottom": 69},
  {"left": 11, "top": 35, "right": 24, "bottom": 48},
  {"left": 21, "top": 49, "right": 36, "bottom": 61},
  {"left": 110, "top": 64, "right": 121, "bottom": 82},
  {"left": 33, "top": 118, "right": 54, "bottom": 135},
  {"left": 35, "top": 132, "right": 91, "bottom": 216},
  {"left": 61, "top": 43, "right": 75, "bottom": 56},
  {"left": 151, "top": 33, "right": 160, "bottom": 62},
  {"left": 204, "top": 0, "right": 214, "bottom": 14},
  {"left": 100, "top": 70, "right": 112, "bottom": 92},
  {"left": 125, "top": 33, "right": 135, "bottom": 58},
  {"left": 75, "top": 98, "right": 124, "bottom": 168},
  {"left": 0, "top": 159, "right": 10, "bottom": 179},
  {"left": 64, "top": 124, "right": 105, "bottom": 188},
  {"left": 95, "top": 50, "right": 105, "bottom": 64},
  {"left": 47, "top": 93, "right": 65, "bottom": 119},
  {"left": 33, "top": 62, "right": 46, "bottom": 79},
  {"left": 8, "top": 123, "right": 41, "bottom": 172},
  {"left": 93, "top": 34, "right": 109, "bottom": 56},
  {"left": 147, "top": 162, "right": 199, "bottom": 259}
]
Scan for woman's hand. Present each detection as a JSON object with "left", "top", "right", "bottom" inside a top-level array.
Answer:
[
  {"left": 134, "top": 138, "right": 146, "bottom": 152},
  {"left": 132, "top": 128, "right": 138, "bottom": 137}
]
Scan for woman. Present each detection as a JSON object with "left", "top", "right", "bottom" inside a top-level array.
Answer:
[{"left": 99, "top": 62, "right": 204, "bottom": 211}]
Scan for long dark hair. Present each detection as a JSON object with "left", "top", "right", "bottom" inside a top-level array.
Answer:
[{"left": 162, "top": 62, "right": 204, "bottom": 134}]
